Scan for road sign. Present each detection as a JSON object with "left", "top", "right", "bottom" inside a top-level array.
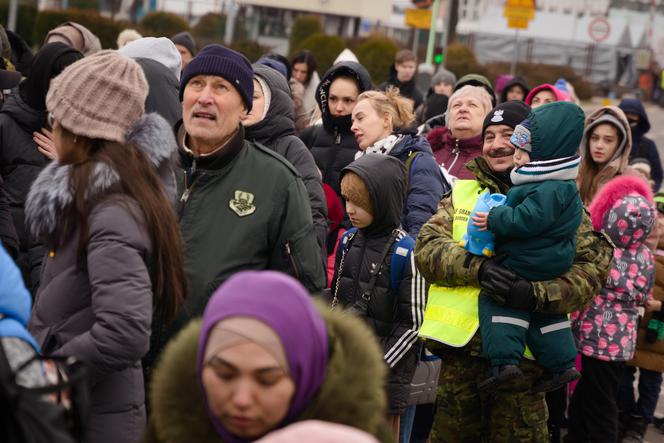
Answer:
[
  {"left": 503, "top": 0, "right": 535, "bottom": 30},
  {"left": 588, "top": 17, "right": 611, "bottom": 43},
  {"left": 405, "top": 8, "right": 432, "bottom": 30}
]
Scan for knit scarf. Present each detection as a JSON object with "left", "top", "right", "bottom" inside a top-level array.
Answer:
[
  {"left": 355, "top": 134, "right": 402, "bottom": 160},
  {"left": 510, "top": 154, "right": 581, "bottom": 185}
]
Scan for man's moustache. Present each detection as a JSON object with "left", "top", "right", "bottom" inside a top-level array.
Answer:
[{"left": 487, "top": 147, "right": 515, "bottom": 158}]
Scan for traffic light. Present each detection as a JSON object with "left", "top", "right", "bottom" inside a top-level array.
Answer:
[{"left": 434, "top": 46, "right": 444, "bottom": 65}]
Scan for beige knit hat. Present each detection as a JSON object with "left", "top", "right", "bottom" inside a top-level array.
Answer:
[{"left": 46, "top": 50, "right": 147, "bottom": 144}]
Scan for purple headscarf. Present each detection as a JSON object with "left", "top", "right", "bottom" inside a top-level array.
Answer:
[{"left": 197, "top": 271, "right": 329, "bottom": 442}]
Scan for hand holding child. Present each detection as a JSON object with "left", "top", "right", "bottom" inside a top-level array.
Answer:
[{"left": 472, "top": 212, "right": 489, "bottom": 231}]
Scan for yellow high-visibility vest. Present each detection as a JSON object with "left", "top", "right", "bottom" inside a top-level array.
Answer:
[{"left": 419, "top": 180, "right": 534, "bottom": 358}]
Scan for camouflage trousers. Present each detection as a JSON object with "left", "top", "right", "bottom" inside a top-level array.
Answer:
[{"left": 431, "top": 349, "right": 549, "bottom": 443}]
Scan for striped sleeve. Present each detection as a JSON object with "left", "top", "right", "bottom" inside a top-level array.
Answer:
[{"left": 384, "top": 249, "right": 427, "bottom": 368}]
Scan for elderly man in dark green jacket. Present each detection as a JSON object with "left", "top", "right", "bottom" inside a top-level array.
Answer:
[
  {"left": 144, "top": 45, "right": 326, "bottom": 377},
  {"left": 415, "top": 100, "right": 613, "bottom": 442}
]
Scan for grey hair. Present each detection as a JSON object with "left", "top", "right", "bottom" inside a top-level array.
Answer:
[{"left": 445, "top": 85, "right": 493, "bottom": 126}]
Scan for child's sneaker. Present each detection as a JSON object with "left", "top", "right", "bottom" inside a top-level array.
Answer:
[
  {"left": 531, "top": 367, "right": 581, "bottom": 393},
  {"left": 478, "top": 365, "right": 523, "bottom": 391}
]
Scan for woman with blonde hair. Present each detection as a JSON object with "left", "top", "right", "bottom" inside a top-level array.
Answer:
[
  {"left": 577, "top": 106, "right": 632, "bottom": 205},
  {"left": 351, "top": 87, "right": 448, "bottom": 237}
]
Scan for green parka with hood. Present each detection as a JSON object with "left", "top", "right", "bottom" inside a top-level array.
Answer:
[
  {"left": 415, "top": 156, "right": 614, "bottom": 355},
  {"left": 488, "top": 102, "right": 585, "bottom": 281},
  {"left": 142, "top": 307, "right": 393, "bottom": 443}
]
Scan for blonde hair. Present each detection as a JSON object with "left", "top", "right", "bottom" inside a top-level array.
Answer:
[{"left": 356, "top": 87, "right": 415, "bottom": 130}]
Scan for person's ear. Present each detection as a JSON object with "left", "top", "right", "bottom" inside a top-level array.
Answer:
[{"left": 383, "top": 112, "right": 392, "bottom": 129}]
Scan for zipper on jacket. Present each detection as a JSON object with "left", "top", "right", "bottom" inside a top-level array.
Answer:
[
  {"left": 335, "top": 127, "right": 341, "bottom": 145},
  {"left": 448, "top": 139, "right": 460, "bottom": 172},
  {"left": 285, "top": 242, "right": 301, "bottom": 280},
  {"left": 178, "top": 158, "right": 201, "bottom": 219}
]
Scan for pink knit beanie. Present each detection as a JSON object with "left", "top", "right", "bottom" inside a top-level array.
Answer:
[{"left": 46, "top": 50, "right": 147, "bottom": 144}]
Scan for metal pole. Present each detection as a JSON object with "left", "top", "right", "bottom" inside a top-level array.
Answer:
[
  {"left": 442, "top": 0, "right": 453, "bottom": 51},
  {"left": 425, "top": 0, "right": 442, "bottom": 66},
  {"left": 510, "top": 29, "right": 519, "bottom": 76},
  {"left": 412, "top": 28, "right": 420, "bottom": 55},
  {"left": 7, "top": 0, "right": 17, "bottom": 31},
  {"left": 224, "top": 0, "right": 236, "bottom": 45}
]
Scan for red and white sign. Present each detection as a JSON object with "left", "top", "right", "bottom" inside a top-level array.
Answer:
[{"left": 588, "top": 17, "right": 611, "bottom": 43}]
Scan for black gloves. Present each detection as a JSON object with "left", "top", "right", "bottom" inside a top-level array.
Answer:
[{"left": 478, "top": 259, "right": 536, "bottom": 311}]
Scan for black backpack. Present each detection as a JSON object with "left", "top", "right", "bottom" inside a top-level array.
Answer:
[{"left": 0, "top": 342, "right": 89, "bottom": 443}]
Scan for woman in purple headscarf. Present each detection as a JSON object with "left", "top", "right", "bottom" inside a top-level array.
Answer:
[{"left": 143, "top": 271, "right": 392, "bottom": 443}]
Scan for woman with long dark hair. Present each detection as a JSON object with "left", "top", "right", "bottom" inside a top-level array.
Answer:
[
  {"left": 291, "top": 50, "right": 320, "bottom": 122},
  {"left": 26, "top": 51, "right": 186, "bottom": 443}
]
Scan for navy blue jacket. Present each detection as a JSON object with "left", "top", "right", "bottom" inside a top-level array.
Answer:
[
  {"left": 389, "top": 132, "right": 449, "bottom": 237},
  {"left": 618, "top": 98, "right": 662, "bottom": 191}
]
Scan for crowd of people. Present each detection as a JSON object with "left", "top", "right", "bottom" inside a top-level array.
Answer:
[{"left": 0, "top": 20, "right": 663, "bottom": 443}]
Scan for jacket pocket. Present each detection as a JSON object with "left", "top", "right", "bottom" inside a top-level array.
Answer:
[{"left": 283, "top": 225, "right": 324, "bottom": 292}]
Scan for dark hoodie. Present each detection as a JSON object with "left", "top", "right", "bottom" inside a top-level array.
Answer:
[
  {"left": 330, "top": 154, "right": 426, "bottom": 415},
  {"left": 379, "top": 65, "right": 424, "bottom": 110},
  {"left": 246, "top": 63, "right": 328, "bottom": 256},
  {"left": 18, "top": 42, "right": 83, "bottom": 111},
  {"left": 618, "top": 98, "right": 662, "bottom": 191},
  {"left": 299, "top": 61, "right": 373, "bottom": 198},
  {"left": 499, "top": 76, "right": 530, "bottom": 103},
  {"left": 135, "top": 58, "right": 182, "bottom": 127}
]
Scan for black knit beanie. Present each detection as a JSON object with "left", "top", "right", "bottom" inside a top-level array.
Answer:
[
  {"left": 482, "top": 100, "right": 531, "bottom": 139},
  {"left": 179, "top": 44, "right": 254, "bottom": 111}
]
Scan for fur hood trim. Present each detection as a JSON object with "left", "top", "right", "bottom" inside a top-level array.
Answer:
[
  {"left": 25, "top": 113, "right": 176, "bottom": 238},
  {"left": 147, "top": 305, "right": 391, "bottom": 443},
  {"left": 589, "top": 175, "right": 653, "bottom": 231}
]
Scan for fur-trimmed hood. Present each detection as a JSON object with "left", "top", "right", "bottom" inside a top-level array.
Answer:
[
  {"left": 577, "top": 106, "right": 633, "bottom": 205},
  {"left": 589, "top": 175, "right": 655, "bottom": 247},
  {"left": 143, "top": 305, "right": 393, "bottom": 443},
  {"left": 25, "top": 113, "right": 177, "bottom": 239}
]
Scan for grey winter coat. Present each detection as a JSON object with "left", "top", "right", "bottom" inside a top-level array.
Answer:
[
  {"left": 25, "top": 114, "right": 178, "bottom": 443},
  {"left": 245, "top": 64, "right": 327, "bottom": 254}
]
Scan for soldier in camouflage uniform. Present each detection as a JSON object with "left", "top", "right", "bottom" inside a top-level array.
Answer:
[{"left": 415, "top": 101, "right": 614, "bottom": 442}]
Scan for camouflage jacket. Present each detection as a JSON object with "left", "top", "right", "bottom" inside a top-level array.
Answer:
[{"left": 415, "top": 157, "right": 614, "bottom": 355}]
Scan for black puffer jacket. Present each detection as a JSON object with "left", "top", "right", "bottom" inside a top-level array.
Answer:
[
  {"left": 330, "top": 154, "right": 426, "bottom": 414},
  {"left": 0, "top": 175, "right": 18, "bottom": 257},
  {"left": 299, "top": 62, "right": 372, "bottom": 198},
  {"left": 246, "top": 64, "right": 327, "bottom": 254},
  {"left": 0, "top": 91, "right": 48, "bottom": 288}
]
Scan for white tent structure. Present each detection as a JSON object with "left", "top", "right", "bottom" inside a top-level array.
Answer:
[{"left": 457, "top": 6, "right": 644, "bottom": 84}]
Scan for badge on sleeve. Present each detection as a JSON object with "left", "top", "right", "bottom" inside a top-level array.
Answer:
[{"left": 229, "top": 190, "right": 256, "bottom": 217}]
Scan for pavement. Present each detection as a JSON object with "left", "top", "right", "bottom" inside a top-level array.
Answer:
[{"left": 580, "top": 99, "right": 664, "bottom": 442}]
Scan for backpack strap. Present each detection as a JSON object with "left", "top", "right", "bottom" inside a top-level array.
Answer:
[
  {"left": 405, "top": 150, "right": 423, "bottom": 189},
  {"left": 390, "top": 233, "right": 415, "bottom": 291},
  {"left": 340, "top": 227, "right": 358, "bottom": 255}
]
